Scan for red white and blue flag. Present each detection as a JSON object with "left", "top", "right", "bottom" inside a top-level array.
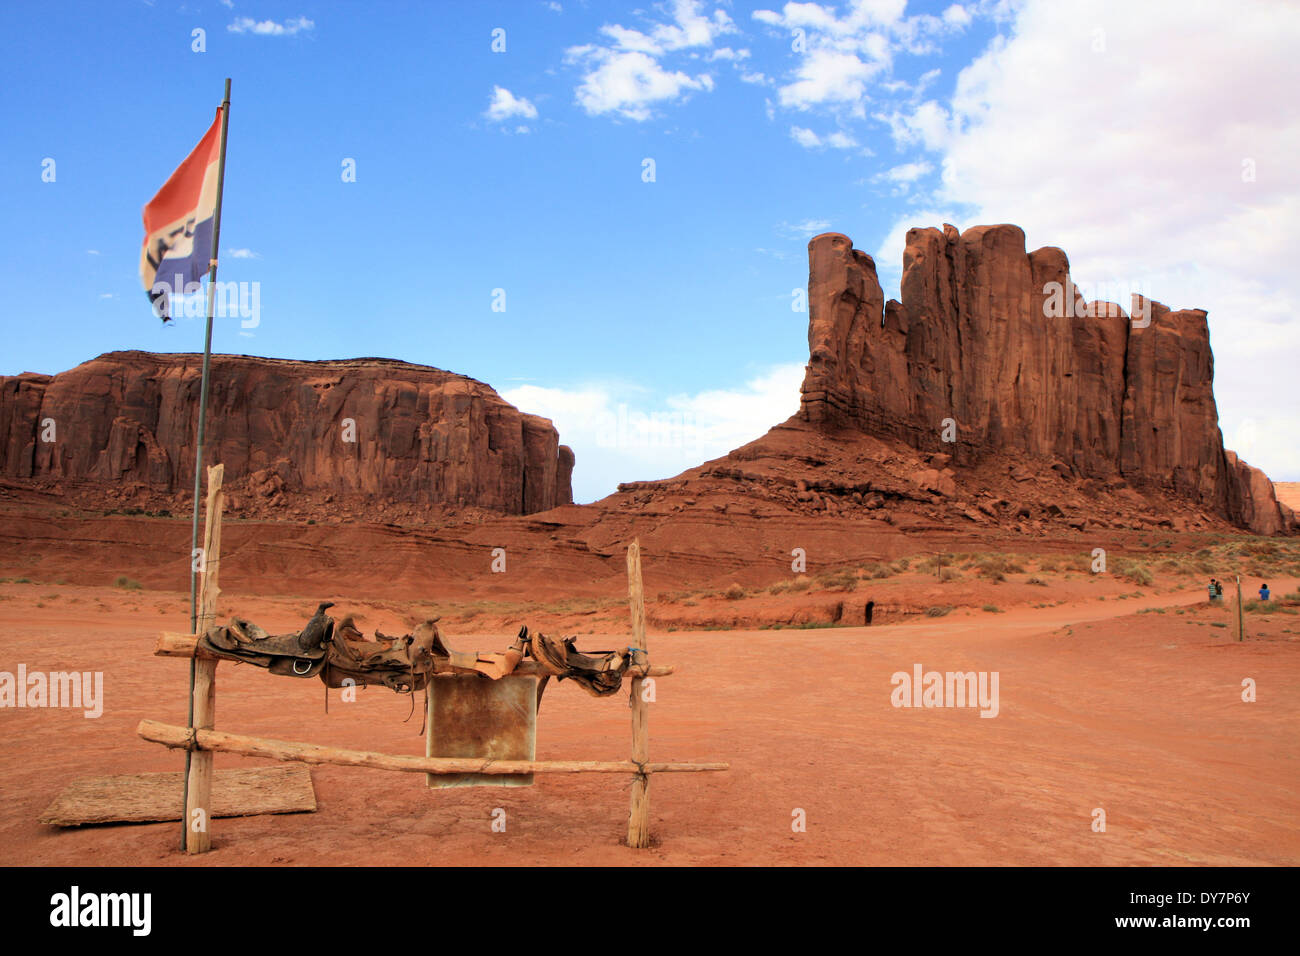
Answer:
[{"left": 139, "top": 108, "right": 223, "bottom": 322}]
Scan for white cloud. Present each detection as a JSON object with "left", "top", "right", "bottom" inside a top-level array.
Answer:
[
  {"left": 220, "top": 0, "right": 234, "bottom": 8},
  {"left": 779, "top": 218, "right": 834, "bottom": 239},
  {"left": 503, "top": 364, "right": 805, "bottom": 502},
  {"left": 227, "top": 16, "right": 313, "bottom": 36},
  {"left": 226, "top": 248, "right": 260, "bottom": 259},
  {"left": 99, "top": 293, "right": 114, "bottom": 299},
  {"left": 740, "top": 70, "right": 771, "bottom": 85},
  {"left": 753, "top": 0, "right": 974, "bottom": 118},
  {"left": 546, "top": 1, "right": 562, "bottom": 11},
  {"left": 874, "top": 160, "right": 934, "bottom": 194},
  {"left": 567, "top": 0, "right": 732, "bottom": 120},
  {"left": 779, "top": 49, "right": 884, "bottom": 115},
  {"left": 876, "top": 99, "right": 951, "bottom": 149},
  {"left": 86, "top": 249, "right": 100, "bottom": 256},
  {"left": 569, "top": 49, "right": 712, "bottom": 121},
  {"left": 882, "top": 160, "right": 932, "bottom": 183},
  {"left": 485, "top": 86, "right": 538, "bottom": 122},
  {"left": 942, "top": 4, "right": 971, "bottom": 28},
  {"left": 872, "top": 0, "right": 1300, "bottom": 480},
  {"left": 789, "top": 125, "right": 857, "bottom": 149}
]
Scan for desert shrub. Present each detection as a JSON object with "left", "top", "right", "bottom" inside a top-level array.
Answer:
[
  {"left": 723, "top": 583, "right": 746, "bottom": 601},
  {"left": 683, "top": 600, "right": 698, "bottom": 607},
  {"left": 790, "top": 577, "right": 812, "bottom": 592},
  {"left": 1243, "top": 540, "right": 1278, "bottom": 556},
  {"left": 1025, "top": 576, "right": 1048, "bottom": 586},
  {"left": 918, "top": 553, "right": 957, "bottom": 574},
  {"left": 768, "top": 580, "right": 791, "bottom": 595},
  {"left": 939, "top": 567, "right": 963, "bottom": 582},
  {"left": 981, "top": 604, "right": 1001, "bottom": 613},
  {"left": 925, "top": 606, "right": 953, "bottom": 617},
  {"left": 114, "top": 576, "right": 142, "bottom": 590},
  {"left": 1111, "top": 558, "right": 1153, "bottom": 587},
  {"left": 890, "top": 557, "right": 911, "bottom": 572},
  {"left": 1245, "top": 599, "right": 1290, "bottom": 615},
  {"left": 816, "top": 569, "right": 858, "bottom": 591},
  {"left": 863, "top": 562, "right": 894, "bottom": 579}
]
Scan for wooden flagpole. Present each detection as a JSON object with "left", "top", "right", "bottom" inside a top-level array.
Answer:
[{"left": 181, "top": 77, "right": 231, "bottom": 850}]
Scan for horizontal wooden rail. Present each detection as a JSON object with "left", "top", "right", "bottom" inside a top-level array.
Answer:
[
  {"left": 138, "top": 720, "right": 728, "bottom": 775},
  {"left": 154, "top": 633, "right": 674, "bottom": 678}
]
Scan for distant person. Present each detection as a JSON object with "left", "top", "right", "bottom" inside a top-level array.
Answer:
[
  {"left": 1259, "top": 583, "right": 1270, "bottom": 601},
  {"left": 1216, "top": 580, "right": 1224, "bottom": 600},
  {"left": 865, "top": 600, "right": 875, "bottom": 626},
  {"left": 1208, "top": 578, "right": 1219, "bottom": 602}
]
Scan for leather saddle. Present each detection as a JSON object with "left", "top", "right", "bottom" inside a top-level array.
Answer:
[
  {"left": 201, "top": 601, "right": 335, "bottom": 678},
  {"left": 527, "top": 631, "right": 629, "bottom": 697},
  {"left": 320, "top": 615, "right": 445, "bottom": 694},
  {"left": 201, "top": 604, "right": 636, "bottom": 702}
]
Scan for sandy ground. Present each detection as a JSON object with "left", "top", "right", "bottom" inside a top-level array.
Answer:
[{"left": 2, "top": 580, "right": 1296, "bottom": 866}]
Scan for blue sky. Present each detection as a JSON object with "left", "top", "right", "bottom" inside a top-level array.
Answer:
[{"left": 3, "top": 1, "right": 1297, "bottom": 501}]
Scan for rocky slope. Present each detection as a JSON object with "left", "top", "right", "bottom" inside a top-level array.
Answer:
[
  {"left": 797, "top": 226, "right": 1291, "bottom": 535},
  {"left": 0, "top": 351, "right": 573, "bottom": 520}
]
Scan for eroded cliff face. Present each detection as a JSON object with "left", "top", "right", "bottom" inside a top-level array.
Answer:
[
  {"left": 798, "top": 226, "right": 1290, "bottom": 534},
  {"left": 0, "top": 351, "right": 573, "bottom": 519}
]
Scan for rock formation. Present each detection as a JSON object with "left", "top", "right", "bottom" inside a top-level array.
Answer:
[
  {"left": 0, "top": 351, "right": 573, "bottom": 519},
  {"left": 799, "top": 225, "right": 1290, "bottom": 534}
]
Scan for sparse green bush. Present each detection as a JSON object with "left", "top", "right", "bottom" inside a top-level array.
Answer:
[
  {"left": 925, "top": 606, "right": 953, "bottom": 617},
  {"left": 981, "top": 604, "right": 1001, "bottom": 613},
  {"left": 1112, "top": 558, "right": 1153, "bottom": 587},
  {"left": 940, "top": 567, "right": 962, "bottom": 582},
  {"left": 918, "top": 554, "right": 957, "bottom": 575},
  {"left": 723, "top": 583, "right": 745, "bottom": 601},
  {"left": 114, "top": 576, "right": 142, "bottom": 590},
  {"left": 1026, "top": 576, "right": 1048, "bottom": 586},
  {"left": 816, "top": 569, "right": 858, "bottom": 591}
]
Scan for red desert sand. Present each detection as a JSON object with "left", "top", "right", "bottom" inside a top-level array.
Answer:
[{"left": 1, "top": 570, "right": 1296, "bottom": 866}]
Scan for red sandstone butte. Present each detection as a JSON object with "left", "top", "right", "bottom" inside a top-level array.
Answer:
[
  {"left": 0, "top": 352, "right": 573, "bottom": 518},
  {"left": 798, "top": 226, "right": 1289, "bottom": 534}
]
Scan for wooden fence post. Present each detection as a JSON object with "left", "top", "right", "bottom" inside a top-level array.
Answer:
[
  {"left": 186, "top": 463, "right": 223, "bottom": 853},
  {"left": 626, "top": 539, "right": 651, "bottom": 848}
]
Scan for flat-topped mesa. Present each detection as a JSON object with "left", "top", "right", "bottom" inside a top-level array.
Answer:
[
  {"left": 798, "top": 224, "right": 1290, "bottom": 534},
  {"left": 0, "top": 351, "right": 573, "bottom": 518}
]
